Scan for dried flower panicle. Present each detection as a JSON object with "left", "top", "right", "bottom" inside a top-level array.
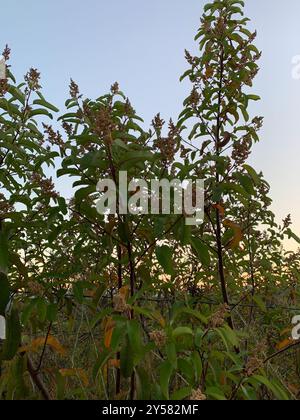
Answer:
[
  {"left": 254, "top": 339, "right": 268, "bottom": 355},
  {"left": 180, "top": 143, "right": 190, "bottom": 159},
  {"left": 82, "top": 101, "right": 114, "bottom": 139},
  {"left": 62, "top": 122, "right": 73, "bottom": 137},
  {"left": 190, "top": 388, "right": 207, "bottom": 401},
  {"left": 153, "top": 118, "right": 179, "bottom": 165},
  {"left": 245, "top": 340, "right": 267, "bottom": 377},
  {"left": 2, "top": 44, "right": 11, "bottom": 61},
  {"left": 201, "top": 17, "right": 212, "bottom": 34},
  {"left": 0, "top": 45, "right": 10, "bottom": 96},
  {"left": 124, "top": 98, "right": 134, "bottom": 116},
  {"left": 43, "top": 123, "right": 64, "bottom": 148},
  {"left": 69, "top": 79, "right": 80, "bottom": 99},
  {"left": 245, "top": 356, "right": 263, "bottom": 377},
  {"left": 28, "top": 281, "right": 44, "bottom": 296},
  {"left": 113, "top": 292, "right": 130, "bottom": 313},
  {"left": 231, "top": 134, "right": 252, "bottom": 165},
  {"left": 152, "top": 113, "right": 165, "bottom": 133},
  {"left": 0, "top": 79, "right": 8, "bottom": 96},
  {"left": 110, "top": 82, "right": 119, "bottom": 95},
  {"left": 25, "top": 68, "right": 41, "bottom": 91},
  {"left": 214, "top": 17, "right": 226, "bottom": 38},
  {"left": 252, "top": 116, "right": 264, "bottom": 131},
  {"left": 184, "top": 49, "right": 199, "bottom": 67},
  {"left": 0, "top": 192, "right": 14, "bottom": 216},
  {"left": 209, "top": 303, "right": 230, "bottom": 328},
  {"left": 282, "top": 214, "right": 292, "bottom": 230},
  {"left": 257, "top": 180, "right": 271, "bottom": 208},
  {"left": 188, "top": 87, "right": 201, "bottom": 108},
  {"left": 149, "top": 330, "right": 167, "bottom": 347},
  {"left": 31, "top": 173, "right": 59, "bottom": 199}
]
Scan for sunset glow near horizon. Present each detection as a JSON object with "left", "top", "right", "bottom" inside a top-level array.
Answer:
[{"left": 1, "top": 0, "right": 300, "bottom": 250}]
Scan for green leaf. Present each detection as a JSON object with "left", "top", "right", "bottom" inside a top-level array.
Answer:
[
  {"left": 33, "top": 98, "right": 59, "bottom": 113},
  {"left": 93, "top": 348, "right": 113, "bottom": 380},
  {"left": 191, "top": 351, "right": 203, "bottom": 384},
  {"left": 243, "top": 164, "right": 261, "bottom": 185},
  {"left": 159, "top": 361, "right": 173, "bottom": 400},
  {"left": 75, "top": 186, "right": 96, "bottom": 205},
  {"left": 178, "top": 358, "right": 194, "bottom": 383},
  {"left": 136, "top": 367, "right": 151, "bottom": 400},
  {"left": 205, "top": 386, "right": 227, "bottom": 400},
  {"left": 1, "top": 308, "right": 21, "bottom": 361},
  {"left": 251, "top": 375, "right": 289, "bottom": 400},
  {"left": 120, "top": 337, "right": 134, "bottom": 378},
  {"left": 0, "top": 231, "right": 9, "bottom": 274},
  {"left": 110, "top": 322, "right": 126, "bottom": 350},
  {"left": 166, "top": 342, "right": 177, "bottom": 369},
  {"left": 46, "top": 303, "right": 58, "bottom": 322},
  {"left": 285, "top": 228, "right": 300, "bottom": 245},
  {"left": 191, "top": 238, "right": 210, "bottom": 266},
  {"left": 156, "top": 246, "right": 175, "bottom": 276},
  {"left": 0, "top": 273, "right": 10, "bottom": 316},
  {"left": 29, "top": 108, "right": 53, "bottom": 119},
  {"left": 8, "top": 86, "right": 26, "bottom": 105},
  {"left": 216, "top": 325, "right": 239, "bottom": 350},
  {"left": 252, "top": 295, "right": 267, "bottom": 313},
  {"left": 127, "top": 319, "right": 142, "bottom": 356},
  {"left": 246, "top": 94, "right": 261, "bottom": 101},
  {"left": 172, "top": 327, "right": 193, "bottom": 339},
  {"left": 173, "top": 308, "right": 208, "bottom": 325},
  {"left": 235, "top": 173, "right": 255, "bottom": 195},
  {"left": 171, "top": 387, "right": 192, "bottom": 401}
]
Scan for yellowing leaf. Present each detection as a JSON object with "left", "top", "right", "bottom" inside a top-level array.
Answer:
[
  {"left": 287, "top": 383, "right": 300, "bottom": 395},
  {"left": 109, "top": 359, "right": 121, "bottom": 368},
  {"left": 276, "top": 338, "right": 294, "bottom": 351},
  {"left": 103, "top": 363, "right": 108, "bottom": 382},
  {"left": 84, "top": 289, "right": 95, "bottom": 298},
  {"left": 223, "top": 219, "right": 243, "bottom": 249},
  {"left": 280, "top": 327, "right": 292, "bottom": 337},
  {"left": 104, "top": 317, "right": 115, "bottom": 349},
  {"left": 59, "top": 368, "right": 89, "bottom": 386},
  {"left": 19, "top": 335, "right": 67, "bottom": 356},
  {"left": 119, "top": 286, "right": 129, "bottom": 299},
  {"left": 213, "top": 204, "right": 225, "bottom": 217},
  {"left": 152, "top": 311, "right": 166, "bottom": 328},
  {"left": 205, "top": 66, "right": 214, "bottom": 79}
]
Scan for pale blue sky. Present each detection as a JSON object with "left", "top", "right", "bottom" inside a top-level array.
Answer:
[{"left": 1, "top": 0, "right": 300, "bottom": 248}]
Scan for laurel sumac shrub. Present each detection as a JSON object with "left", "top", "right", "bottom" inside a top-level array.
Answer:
[{"left": 0, "top": 0, "right": 300, "bottom": 401}]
